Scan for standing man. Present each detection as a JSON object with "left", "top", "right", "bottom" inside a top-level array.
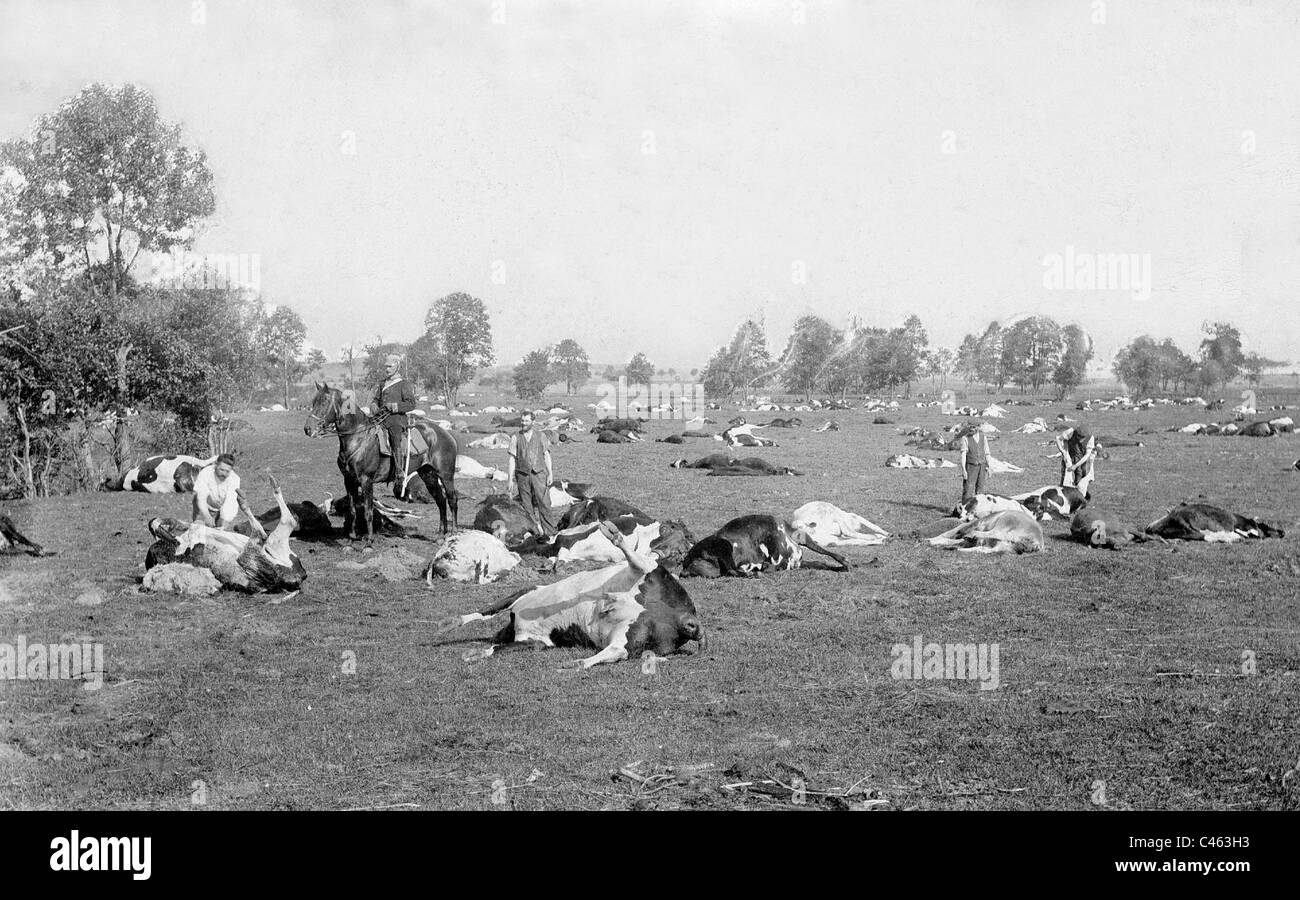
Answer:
[
  {"left": 374, "top": 354, "right": 417, "bottom": 492},
  {"left": 958, "top": 421, "right": 992, "bottom": 501},
  {"left": 192, "top": 453, "right": 266, "bottom": 538},
  {"left": 1056, "top": 424, "right": 1097, "bottom": 496},
  {"left": 507, "top": 410, "right": 558, "bottom": 537}
]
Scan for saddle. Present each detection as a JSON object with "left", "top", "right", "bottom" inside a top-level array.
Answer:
[{"left": 377, "top": 422, "right": 429, "bottom": 459}]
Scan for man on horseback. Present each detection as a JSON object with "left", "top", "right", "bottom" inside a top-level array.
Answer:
[{"left": 374, "top": 354, "right": 417, "bottom": 494}]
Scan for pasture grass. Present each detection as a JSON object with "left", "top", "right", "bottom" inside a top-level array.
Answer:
[{"left": 1, "top": 389, "right": 1298, "bottom": 810}]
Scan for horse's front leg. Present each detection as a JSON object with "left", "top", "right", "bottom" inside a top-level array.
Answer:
[{"left": 357, "top": 476, "right": 376, "bottom": 546}]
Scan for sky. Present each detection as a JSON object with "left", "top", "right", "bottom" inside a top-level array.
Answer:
[{"left": 1, "top": 0, "right": 1298, "bottom": 373}]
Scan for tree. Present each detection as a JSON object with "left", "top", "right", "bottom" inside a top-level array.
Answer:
[
  {"left": 1, "top": 83, "right": 215, "bottom": 300},
  {"left": 362, "top": 341, "right": 409, "bottom": 391},
  {"left": 1113, "top": 335, "right": 1161, "bottom": 397},
  {"left": 413, "top": 291, "right": 494, "bottom": 406},
  {"left": 338, "top": 343, "right": 359, "bottom": 392},
  {"left": 306, "top": 347, "right": 327, "bottom": 375},
  {"left": 894, "top": 314, "right": 929, "bottom": 395},
  {"left": 1241, "top": 352, "right": 1286, "bottom": 386},
  {"left": 1052, "top": 324, "right": 1093, "bottom": 400},
  {"left": 1001, "top": 317, "right": 1063, "bottom": 392},
  {"left": 1154, "top": 339, "right": 1194, "bottom": 392},
  {"left": 625, "top": 352, "right": 655, "bottom": 385},
  {"left": 955, "top": 334, "right": 980, "bottom": 387},
  {"left": 974, "top": 322, "right": 1006, "bottom": 390},
  {"left": 513, "top": 348, "right": 553, "bottom": 401},
  {"left": 1198, "top": 322, "right": 1244, "bottom": 388},
  {"left": 258, "top": 306, "right": 308, "bottom": 409},
  {"left": 925, "top": 347, "right": 955, "bottom": 391},
  {"left": 550, "top": 339, "right": 590, "bottom": 396},
  {"left": 779, "top": 315, "right": 840, "bottom": 401}
]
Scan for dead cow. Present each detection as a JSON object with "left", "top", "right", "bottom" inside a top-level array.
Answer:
[
  {"left": 100, "top": 453, "right": 217, "bottom": 493},
  {"left": 145, "top": 476, "right": 307, "bottom": 592},
  {"left": 928, "top": 509, "right": 1045, "bottom": 554},
  {"left": 438, "top": 522, "right": 702, "bottom": 669},
  {"left": 1012, "top": 486, "right": 1089, "bottom": 520},
  {"left": 680, "top": 514, "right": 849, "bottom": 577},
  {"left": 1144, "top": 503, "right": 1285, "bottom": 543},
  {"left": 424, "top": 530, "right": 522, "bottom": 584},
  {"left": 0, "top": 514, "right": 54, "bottom": 556},
  {"left": 790, "top": 501, "right": 890, "bottom": 547},
  {"left": 1069, "top": 509, "right": 1160, "bottom": 551}
]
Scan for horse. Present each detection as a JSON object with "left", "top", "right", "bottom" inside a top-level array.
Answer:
[{"left": 304, "top": 382, "right": 459, "bottom": 541}]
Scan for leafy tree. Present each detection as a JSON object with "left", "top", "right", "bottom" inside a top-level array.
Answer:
[
  {"left": 338, "top": 343, "right": 360, "bottom": 392},
  {"left": 307, "top": 347, "right": 327, "bottom": 374},
  {"left": 362, "top": 341, "right": 410, "bottom": 392},
  {"left": 1001, "top": 317, "right": 1063, "bottom": 392},
  {"left": 1198, "top": 322, "right": 1244, "bottom": 387},
  {"left": 925, "top": 347, "right": 955, "bottom": 390},
  {"left": 513, "top": 348, "right": 553, "bottom": 401},
  {"left": 1154, "top": 339, "right": 1195, "bottom": 392},
  {"left": 1, "top": 83, "right": 215, "bottom": 300},
  {"left": 1113, "top": 335, "right": 1161, "bottom": 396},
  {"left": 975, "top": 322, "right": 1006, "bottom": 390},
  {"left": 550, "top": 338, "right": 590, "bottom": 396},
  {"left": 1241, "top": 352, "right": 1286, "bottom": 386},
  {"left": 955, "top": 334, "right": 981, "bottom": 387},
  {"left": 625, "top": 352, "right": 655, "bottom": 385},
  {"left": 413, "top": 291, "right": 494, "bottom": 406},
  {"left": 1051, "top": 324, "right": 1093, "bottom": 400},
  {"left": 779, "top": 315, "right": 840, "bottom": 401},
  {"left": 259, "top": 306, "right": 307, "bottom": 409}
]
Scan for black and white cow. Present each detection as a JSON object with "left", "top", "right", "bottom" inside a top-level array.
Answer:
[
  {"left": 1144, "top": 503, "right": 1285, "bottom": 543},
  {"left": 1012, "top": 486, "right": 1089, "bottom": 520},
  {"left": 0, "top": 514, "right": 53, "bottom": 556},
  {"left": 680, "top": 514, "right": 849, "bottom": 577},
  {"left": 101, "top": 454, "right": 217, "bottom": 493},
  {"left": 438, "top": 521, "right": 702, "bottom": 669},
  {"left": 951, "top": 494, "right": 1027, "bottom": 521},
  {"left": 1069, "top": 509, "right": 1159, "bottom": 550},
  {"left": 929, "top": 509, "right": 1045, "bottom": 554}
]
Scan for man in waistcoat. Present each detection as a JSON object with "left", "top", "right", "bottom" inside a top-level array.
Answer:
[
  {"left": 958, "top": 421, "right": 992, "bottom": 501},
  {"left": 507, "top": 410, "right": 558, "bottom": 537},
  {"left": 374, "top": 353, "right": 417, "bottom": 472},
  {"left": 1055, "top": 423, "right": 1096, "bottom": 496}
]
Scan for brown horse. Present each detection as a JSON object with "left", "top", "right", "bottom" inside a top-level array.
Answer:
[{"left": 304, "top": 382, "right": 459, "bottom": 541}]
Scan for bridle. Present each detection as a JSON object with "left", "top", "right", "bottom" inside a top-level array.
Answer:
[{"left": 307, "top": 389, "right": 382, "bottom": 438}]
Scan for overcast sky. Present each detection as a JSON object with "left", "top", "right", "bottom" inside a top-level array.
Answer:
[{"left": 2, "top": 0, "right": 1297, "bottom": 371}]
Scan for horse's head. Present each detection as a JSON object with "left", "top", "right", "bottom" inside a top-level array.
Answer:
[{"left": 305, "top": 381, "right": 344, "bottom": 437}]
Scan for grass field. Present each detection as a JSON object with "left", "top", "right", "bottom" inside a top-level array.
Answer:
[{"left": 2, "top": 389, "right": 1298, "bottom": 810}]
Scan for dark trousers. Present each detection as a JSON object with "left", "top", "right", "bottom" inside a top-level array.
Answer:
[
  {"left": 962, "top": 462, "right": 987, "bottom": 500},
  {"left": 516, "top": 472, "right": 557, "bottom": 536}
]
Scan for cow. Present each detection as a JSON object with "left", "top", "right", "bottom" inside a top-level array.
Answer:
[
  {"left": 455, "top": 455, "right": 507, "bottom": 481},
  {"left": 1069, "top": 509, "right": 1161, "bottom": 550},
  {"left": 557, "top": 497, "right": 654, "bottom": 529},
  {"left": 145, "top": 476, "right": 307, "bottom": 592},
  {"left": 235, "top": 498, "right": 336, "bottom": 540},
  {"left": 0, "top": 514, "right": 53, "bottom": 556},
  {"left": 951, "top": 494, "right": 1027, "bottom": 521},
  {"left": 1239, "top": 420, "right": 1276, "bottom": 437},
  {"left": 814, "top": 421, "right": 840, "bottom": 432},
  {"left": 473, "top": 495, "right": 538, "bottom": 544},
  {"left": 928, "top": 509, "right": 1045, "bottom": 554},
  {"left": 596, "top": 430, "right": 642, "bottom": 444},
  {"left": 437, "top": 521, "right": 702, "bottom": 669},
  {"left": 680, "top": 514, "right": 849, "bottom": 577},
  {"left": 1144, "top": 503, "right": 1285, "bottom": 543},
  {"left": 790, "top": 501, "right": 889, "bottom": 547},
  {"left": 100, "top": 453, "right": 217, "bottom": 493},
  {"left": 519, "top": 516, "right": 661, "bottom": 564},
  {"left": 468, "top": 432, "right": 512, "bottom": 448},
  {"left": 1012, "top": 486, "right": 1089, "bottom": 520},
  {"left": 548, "top": 480, "right": 593, "bottom": 508},
  {"left": 707, "top": 457, "right": 804, "bottom": 476},
  {"left": 325, "top": 494, "right": 418, "bottom": 534},
  {"left": 591, "top": 417, "right": 646, "bottom": 434},
  {"left": 424, "top": 531, "right": 522, "bottom": 583},
  {"left": 886, "top": 454, "right": 956, "bottom": 469},
  {"left": 717, "top": 424, "right": 777, "bottom": 448},
  {"left": 670, "top": 453, "right": 738, "bottom": 470},
  {"left": 655, "top": 434, "right": 686, "bottom": 444},
  {"left": 765, "top": 417, "right": 803, "bottom": 428}
]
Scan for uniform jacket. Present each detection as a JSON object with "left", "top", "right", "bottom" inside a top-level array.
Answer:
[{"left": 374, "top": 377, "right": 417, "bottom": 417}]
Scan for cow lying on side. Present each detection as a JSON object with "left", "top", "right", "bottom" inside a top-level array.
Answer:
[
  {"left": 886, "top": 454, "right": 956, "bottom": 469},
  {"left": 1012, "top": 486, "right": 1089, "bottom": 520},
  {"left": 474, "top": 495, "right": 538, "bottom": 544},
  {"left": 669, "top": 454, "right": 802, "bottom": 475},
  {"left": 681, "top": 514, "right": 849, "bottom": 577},
  {"left": 235, "top": 498, "right": 336, "bottom": 540},
  {"left": 1069, "top": 509, "right": 1160, "bottom": 551},
  {"left": 438, "top": 522, "right": 702, "bottom": 669},
  {"left": 145, "top": 476, "right": 307, "bottom": 592},
  {"left": 596, "top": 429, "right": 644, "bottom": 443},
  {"left": 0, "top": 514, "right": 54, "bottom": 556},
  {"left": 1144, "top": 503, "right": 1285, "bottom": 542},
  {"left": 951, "top": 494, "right": 1027, "bottom": 521},
  {"left": 424, "top": 530, "right": 521, "bottom": 584},
  {"left": 455, "top": 455, "right": 507, "bottom": 481},
  {"left": 790, "top": 501, "right": 889, "bottom": 547},
  {"left": 557, "top": 497, "right": 654, "bottom": 529},
  {"left": 100, "top": 454, "right": 217, "bottom": 493},
  {"left": 928, "top": 509, "right": 1045, "bottom": 554}
]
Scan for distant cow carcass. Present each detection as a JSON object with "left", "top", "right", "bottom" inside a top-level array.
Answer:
[
  {"left": 101, "top": 454, "right": 217, "bottom": 493},
  {"left": 929, "top": 509, "right": 1045, "bottom": 554},
  {"left": 1069, "top": 509, "right": 1159, "bottom": 551},
  {"left": 680, "top": 514, "right": 849, "bottom": 577},
  {"left": 1144, "top": 503, "right": 1285, "bottom": 543},
  {"left": 886, "top": 454, "right": 956, "bottom": 469},
  {"left": 145, "top": 476, "right": 306, "bottom": 592},
  {"left": 439, "top": 522, "right": 702, "bottom": 669}
]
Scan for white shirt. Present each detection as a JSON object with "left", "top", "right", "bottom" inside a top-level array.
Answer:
[{"left": 193, "top": 466, "right": 241, "bottom": 525}]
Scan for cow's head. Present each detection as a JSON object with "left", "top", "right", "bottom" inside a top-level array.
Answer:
[
  {"left": 1243, "top": 517, "right": 1285, "bottom": 539},
  {"left": 625, "top": 567, "right": 703, "bottom": 656}
]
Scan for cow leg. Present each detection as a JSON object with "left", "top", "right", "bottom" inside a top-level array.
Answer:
[
  {"left": 796, "top": 533, "right": 850, "bottom": 571},
  {"left": 600, "top": 521, "right": 657, "bottom": 574}
]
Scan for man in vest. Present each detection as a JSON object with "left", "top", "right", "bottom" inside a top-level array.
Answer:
[
  {"left": 958, "top": 421, "right": 992, "bottom": 501},
  {"left": 374, "top": 354, "right": 417, "bottom": 476},
  {"left": 507, "top": 410, "right": 558, "bottom": 537}
]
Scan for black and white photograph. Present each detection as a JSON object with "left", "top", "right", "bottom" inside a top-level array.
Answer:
[{"left": 0, "top": 0, "right": 1295, "bottom": 873}]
